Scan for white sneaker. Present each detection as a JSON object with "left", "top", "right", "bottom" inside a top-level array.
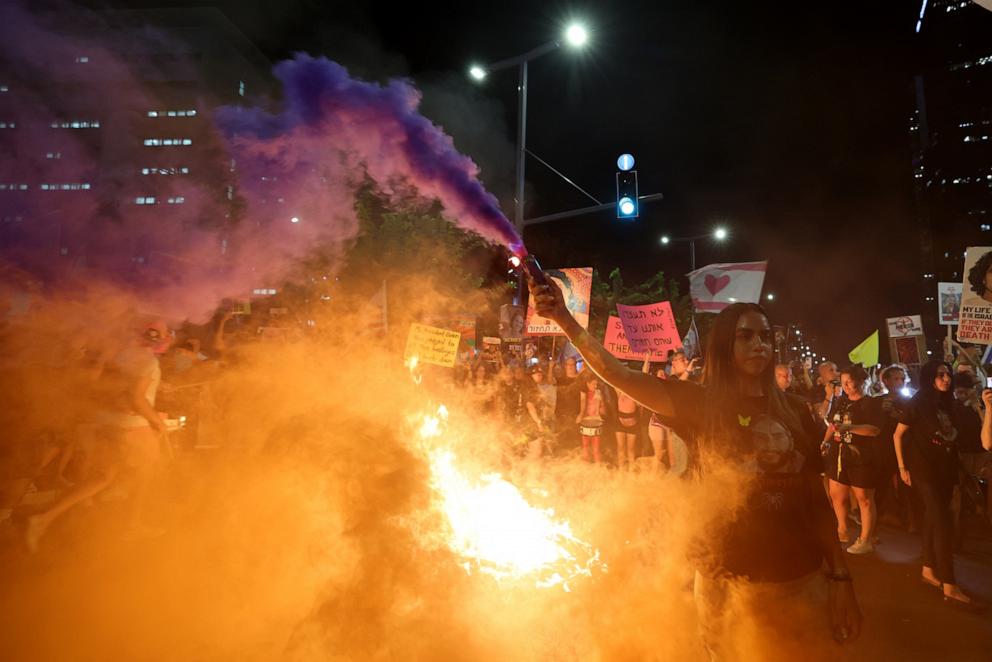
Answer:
[{"left": 846, "top": 538, "right": 874, "bottom": 555}]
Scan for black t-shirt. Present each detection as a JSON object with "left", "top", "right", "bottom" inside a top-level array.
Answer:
[
  {"left": 663, "top": 380, "right": 826, "bottom": 582},
  {"left": 898, "top": 394, "right": 961, "bottom": 481},
  {"left": 953, "top": 403, "right": 983, "bottom": 454},
  {"left": 829, "top": 396, "right": 884, "bottom": 449}
]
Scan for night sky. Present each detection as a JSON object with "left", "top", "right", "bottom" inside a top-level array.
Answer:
[{"left": 106, "top": 0, "right": 922, "bottom": 361}]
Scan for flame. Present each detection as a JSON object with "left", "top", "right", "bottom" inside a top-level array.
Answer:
[{"left": 415, "top": 406, "right": 605, "bottom": 591}]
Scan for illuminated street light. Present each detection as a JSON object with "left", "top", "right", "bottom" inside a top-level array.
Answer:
[
  {"left": 469, "top": 65, "right": 487, "bottom": 81},
  {"left": 766, "top": 293, "right": 775, "bottom": 301},
  {"left": 290, "top": 216, "right": 300, "bottom": 224},
  {"left": 565, "top": 23, "right": 588, "bottom": 47},
  {"left": 660, "top": 235, "right": 670, "bottom": 245},
  {"left": 508, "top": 255, "right": 522, "bottom": 268},
  {"left": 714, "top": 226, "right": 728, "bottom": 241}
]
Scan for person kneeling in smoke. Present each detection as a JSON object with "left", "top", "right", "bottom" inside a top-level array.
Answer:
[{"left": 530, "top": 276, "right": 861, "bottom": 657}]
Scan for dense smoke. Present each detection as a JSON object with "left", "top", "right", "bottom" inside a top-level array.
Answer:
[{"left": 1, "top": 4, "right": 841, "bottom": 661}]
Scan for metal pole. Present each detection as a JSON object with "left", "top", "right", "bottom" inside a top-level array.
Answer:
[
  {"left": 690, "top": 239, "right": 696, "bottom": 272},
  {"left": 513, "top": 60, "right": 529, "bottom": 305},
  {"left": 515, "top": 60, "right": 528, "bottom": 233}
]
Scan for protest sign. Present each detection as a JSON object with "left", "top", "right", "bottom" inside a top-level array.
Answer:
[
  {"left": 404, "top": 323, "right": 460, "bottom": 367},
  {"left": 885, "top": 315, "right": 924, "bottom": 338},
  {"left": 959, "top": 247, "right": 992, "bottom": 343},
  {"left": 615, "top": 301, "right": 683, "bottom": 357},
  {"left": 603, "top": 315, "right": 642, "bottom": 360},
  {"left": 481, "top": 337, "right": 501, "bottom": 364},
  {"left": 526, "top": 267, "right": 593, "bottom": 335},
  {"left": 499, "top": 304, "right": 525, "bottom": 340},
  {"left": 937, "top": 282, "right": 962, "bottom": 326}
]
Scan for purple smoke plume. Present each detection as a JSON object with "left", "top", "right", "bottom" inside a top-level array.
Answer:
[{"left": 216, "top": 54, "right": 524, "bottom": 253}]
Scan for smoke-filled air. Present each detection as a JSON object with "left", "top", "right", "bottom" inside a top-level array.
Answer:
[{"left": 0, "top": 5, "right": 835, "bottom": 662}]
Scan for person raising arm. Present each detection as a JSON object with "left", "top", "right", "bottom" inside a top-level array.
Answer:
[{"left": 530, "top": 275, "right": 861, "bottom": 650}]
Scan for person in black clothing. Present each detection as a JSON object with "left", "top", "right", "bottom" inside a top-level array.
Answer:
[
  {"left": 530, "top": 280, "right": 861, "bottom": 655},
  {"left": 894, "top": 360, "right": 984, "bottom": 611},
  {"left": 874, "top": 365, "right": 914, "bottom": 528},
  {"left": 822, "top": 365, "right": 882, "bottom": 554}
]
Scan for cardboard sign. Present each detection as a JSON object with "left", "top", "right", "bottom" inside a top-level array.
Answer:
[
  {"left": 499, "top": 304, "right": 526, "bottom": 340},
  {"left": 615, "top": 301, "right": 683, "bottom": 356},
  {"left": 526, "top": 267, "right": 593, "bottom": 336},
  {"left": 885, "top": 315, "right": 924, "bottom": 338},
  {"left": 603, "top": 315, "right": 643, "bottom": 360},
  {"left": 960, "top": 247, "right": 992, "bottom": 343},
  {"left": 404, "top": 323, "right": 460, "bottom": 367},
  {"left": 938, "top": 282, "right": 962, "bottom": 326}
]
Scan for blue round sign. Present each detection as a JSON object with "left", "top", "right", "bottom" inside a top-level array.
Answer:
[{"left": 617, "top": 153, "right": 635, "bottom": 171}]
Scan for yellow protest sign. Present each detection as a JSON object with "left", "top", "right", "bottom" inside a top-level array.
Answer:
[{"left": 404, "top": 323, "right": 461, "bottom": 367}]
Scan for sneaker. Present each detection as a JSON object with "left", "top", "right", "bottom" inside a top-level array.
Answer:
[{"left": 846, "top": 538, "right": 874, "bottom": 555}]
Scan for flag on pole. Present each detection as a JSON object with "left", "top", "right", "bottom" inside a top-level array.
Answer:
[
  {"left": 848, "top": 330, "right": 879, "bottom": 367},
  {"left": 367, "top": 280, "right": 388, "bottom": 334},
  {"left": 688, "top": 261, "right": 768, "bottom": 313},
  {"left": 682, "top": 317, "right": 701, "bottom": 359}
]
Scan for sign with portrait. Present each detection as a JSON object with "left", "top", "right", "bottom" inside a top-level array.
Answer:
[
  {"left": 959, "top": 247, "right": 992, "bottom": 344},
  {"left": 937, "top": 282, "right": 962, "bottom": 326}
]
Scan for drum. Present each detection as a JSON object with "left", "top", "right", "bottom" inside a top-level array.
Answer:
[{"left": 579, "top": 417, "right": 603, "bottom": 437}]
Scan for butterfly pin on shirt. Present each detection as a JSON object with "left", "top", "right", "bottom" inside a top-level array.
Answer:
[{"left": 737, "top": 414, "right": 752, "bottom": 427}]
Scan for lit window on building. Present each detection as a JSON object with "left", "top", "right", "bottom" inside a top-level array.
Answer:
[
  {"left": 982, "top": 224, "right": 991, "bottom": 231},
  {"left": 51, "top": 120, "right": 100, "bottom": 129},
  {"left": 75, "top": 56, "right": 89, "bottom": 63},
  {"left": 141, "top": 166, "right": 190, "bottom": 175},
  {"left": 135, "top": 196, "right": 157, "bottom": 205},
  {"left": 143, "top": 138, "right": 193, "bottom": 147},
  {"left": 0, "top": 183, "right": 29, "bottom": 190},
  {"left": 0, "top": 121, "right": 14, "bottom": 128},
  {"left": 40, "top": 183, "right": 91, "bottom": 191},
  {"left": 166, "top": 196, "right": 185, "bottom": 204},
  {"left": 148, "top": 109, "right": 197, "bottom": 118},
  {"left": 46, "top": 152, "right": 61, "bottom": 159},
  {"left": 252, "top": 288, "right": 277, "bottom": 295},
  {"left": 0, "top": 85, "right": 8, "bottom": 92},
  {"left": 239, "top": 80, "right": 245, "bottom": 97},
  {"left": 3, "top": 215, "right": 23, "bottom": 223}
]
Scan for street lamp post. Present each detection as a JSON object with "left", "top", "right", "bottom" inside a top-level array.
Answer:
[
  {"left": 659, "top": 226, "right": 729, "bottom": 272},
  {"left": 470, "top": 23, "right": 588, "bottom": 303}
]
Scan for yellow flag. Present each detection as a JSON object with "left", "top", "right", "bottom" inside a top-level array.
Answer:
[{"left": 848, "top": 330, "right": 879, "bottom": 367}]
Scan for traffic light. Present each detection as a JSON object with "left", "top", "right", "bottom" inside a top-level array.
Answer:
[{"left": 616, "top": 170, "right": 638, "bottom": 219}]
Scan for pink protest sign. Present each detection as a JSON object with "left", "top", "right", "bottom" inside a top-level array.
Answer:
[
  {"left": 603, "top": 315, "right": 642, "bottom": 360},
  {"left": 615, "top": 301, "right": 682, "bottom": 357}
]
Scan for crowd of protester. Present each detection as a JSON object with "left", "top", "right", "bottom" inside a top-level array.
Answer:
[{"left": 3, "top": 288, "right": 992, "bottom": 650}]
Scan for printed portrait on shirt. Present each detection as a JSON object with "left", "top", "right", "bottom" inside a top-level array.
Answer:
[{"left": 740, "top": 413, "right": 805, "bottom": 474}]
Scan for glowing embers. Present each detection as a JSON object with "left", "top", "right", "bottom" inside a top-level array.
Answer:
[{"left": 415, "top": 406, "right": 604, "bottom": 591}]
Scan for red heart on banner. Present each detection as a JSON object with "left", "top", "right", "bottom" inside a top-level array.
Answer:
[{"left": 705, "top": 274, "right": 731, "bottom": 296}]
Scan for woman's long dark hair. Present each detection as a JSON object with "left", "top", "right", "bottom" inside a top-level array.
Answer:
[
  {"left": 699, "top": 302, "right": 803, "bottom": 443},
  {"left": 912, "top": 359, "right": 953, "bottom": 414}
]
